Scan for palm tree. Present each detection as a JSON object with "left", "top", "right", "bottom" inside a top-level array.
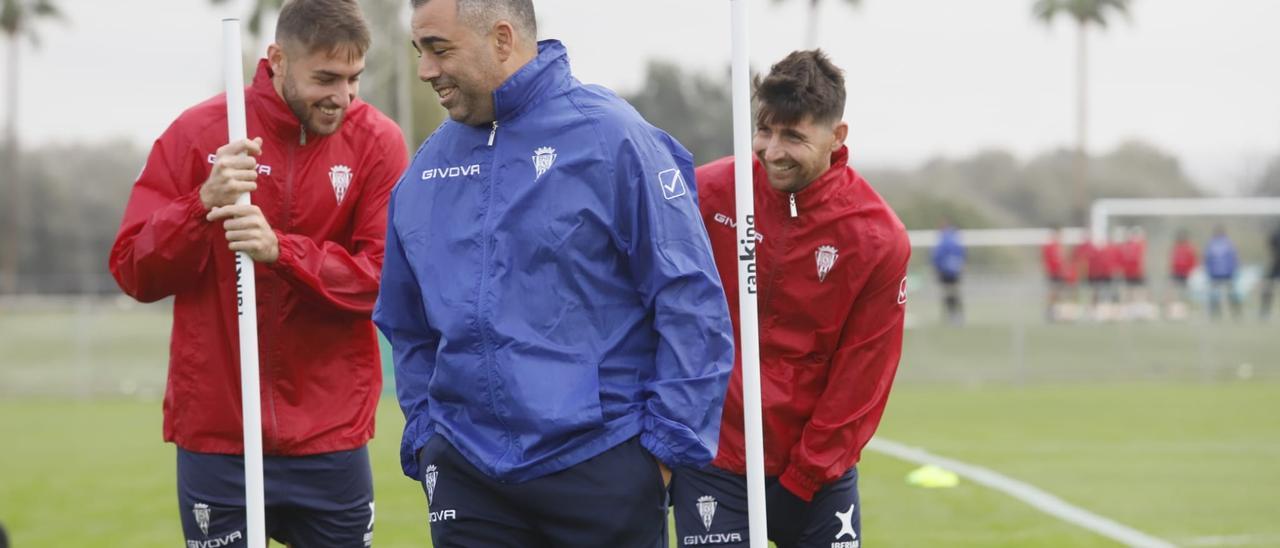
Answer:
[
  {"left": 1, "top": 0, "right": 63, "bottom": 295},
  {"left": 773, "top": 0, "right": 862, "bottom": 50},
  {"left": 1033, "top": 0, "right": 1131, "bottom": 224}
]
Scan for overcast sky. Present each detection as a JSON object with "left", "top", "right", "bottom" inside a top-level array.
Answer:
[{"left": 6, "top": 0, "right": 1279, "bottom": 194}]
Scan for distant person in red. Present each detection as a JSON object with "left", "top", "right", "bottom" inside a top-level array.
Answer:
[
  {"left": 1165, "top": 229, "right": 1198, "bottom": 320},
  {"left": 1120, "top": 226, "right": 1153, "bottom": 319},
  {"left": 1102, "top": 229, "right": 1131, "bottom": 319},
  {"left": 1041, "top": 227, "right": 1077, "bottom": 321},
  {"left": 1073, "top": 236, "right": 1116, "bottom": 319},
  {"left": 1105, "top": 229, "right": 1127, "bottom": 285}
]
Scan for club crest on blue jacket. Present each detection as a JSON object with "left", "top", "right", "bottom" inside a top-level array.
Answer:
[{"left": 374, "top": 40, "right": 735, "bottom": 483}]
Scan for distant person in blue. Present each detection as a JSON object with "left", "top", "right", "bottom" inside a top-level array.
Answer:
[
  {"left": 932, "top": 223, "right": 967, "bottom": 325},
  {"left": 373, "top": 0, "right": 734, "bottom": 546},
  {"left": 1260, "top": 223, "right": 1280, "bottom": 320},
  {"left": 1204, "top": 224, "right": 1242, "bottom": 320}
]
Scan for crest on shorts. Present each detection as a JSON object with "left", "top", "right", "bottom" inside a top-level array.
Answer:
[
  {"left": 532, "top": 147, "right": 557, "bottom": 180},
  {"left": 330, "top": 164, "right": 353, "bottom": 204},
  {"left": 193, "top": 502, "right": 211, "bottom": 536},
  {"left": 696, "top": 495, "right": 718, "bottom": 532},
  {"left": 424, "top": 464, "right": 439, "bottom": 505},
  {"left": 815, "top": 245, "right": 839, "bottom": 282}
]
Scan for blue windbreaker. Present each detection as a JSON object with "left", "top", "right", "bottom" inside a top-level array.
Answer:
[
  {"left": 374, "top": 41, "right": 734, "bottom": 482},
  {"left": 1204, "top": 235, "right": 1238, "bottom": 280},
  {"left": 931, "top": 227, "right": 966, "bottom": 277}
]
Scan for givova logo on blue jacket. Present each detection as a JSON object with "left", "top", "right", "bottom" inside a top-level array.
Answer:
[{"left": 421, "top": 164, "right": 481, "bottom": 180}]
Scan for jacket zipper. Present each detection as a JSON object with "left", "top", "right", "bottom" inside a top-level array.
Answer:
[
  {"left": 479, "top": 119, "right": 514, "bottom": 469},
  {"left": 760, "top": 191, "right": 800, "bottom": 330},
  {"left": 262, "top": 130, "right": 302, "bottom": 452}
]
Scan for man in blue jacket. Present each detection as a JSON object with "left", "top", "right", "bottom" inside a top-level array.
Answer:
[
  {"left": 1204, "top": 224, "right": 1242, "bottom": 320},
  {"left": 931, "top": 223, "right": 966, "bottom": 325},
  {"left": 374, "top": 0, "right": 735, "bottom": 546}
]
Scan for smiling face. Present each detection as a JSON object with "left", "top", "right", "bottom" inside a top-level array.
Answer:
[
  {"left": 753, "top": 114, "right": 847, "bottom": 193},
  {"left": 410, "top": 0, "right": 507, "bottom": 126},
  {"left": 270, "top": 42, "right": 365, "bottom": 136}
]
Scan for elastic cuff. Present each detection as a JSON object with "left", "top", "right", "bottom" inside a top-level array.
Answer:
[
  {"left": 642, "top": 411, "right": 715, "bottom": 468},
  {"left": 399, "top": 418, "right": 435, "bottom": 479},
  {"left": 639, "top": 430, "right": 677, "bottom": 468},
  {"left": 779, "top": 467, "right": 819, "bottom": 502},
  {"left": 183, "top": 188, "right": 210, "bottom": 222},
  {"left": 266, "top": 231, "right": 295, "bottom": 271}
]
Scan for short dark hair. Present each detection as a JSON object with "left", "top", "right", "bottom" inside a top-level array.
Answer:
[
  {"left": 276, "top": 0, "right": 372, "bottom": 59},
  {"left": 411, "top": 0, "right": 537, "bottom": 45},
  {"left": 754, "top": 49, "right": 846, "bottom": 127}
]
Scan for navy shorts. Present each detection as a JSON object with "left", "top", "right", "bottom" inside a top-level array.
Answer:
[
  {"left": 671, "top": 465, "right": 860, "bottom": 548},
  {"left": 417, "top": 434, "right": 668, "bottom": 548},
  {"left": 176, "top": 446, "right": 374, "bottom": 548}
]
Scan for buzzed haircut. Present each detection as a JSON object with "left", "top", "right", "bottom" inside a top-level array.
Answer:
[
  {"left": 755, "top": 49, "right": 846, "bottom": 127},
  {"left": 411, "top": 0, "right": 537, "bottom": 45},
  {"left": 276, "top": 0, "right": 372, "bottom": 59}
]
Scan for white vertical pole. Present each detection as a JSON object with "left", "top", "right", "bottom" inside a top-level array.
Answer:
[
  {"left": 730, "top": 1, "right": 768, "bottom": 547},
  {"left": 223, "top": 18, "right": 266, "bottom": 548},
  {"left": 1090, "top": 200, "right": 1108, "bottom": 246}
]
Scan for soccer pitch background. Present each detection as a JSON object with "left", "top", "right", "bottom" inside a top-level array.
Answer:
[{"left": 1, "top": 297, "right": 1277, "bottom": 547}]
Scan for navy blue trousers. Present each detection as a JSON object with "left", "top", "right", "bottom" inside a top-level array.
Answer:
[
  {"left": 417, "top": 435, "right": 668, "bottom": 548},
  {"left": 176, "top": 446, "right": 374, "bottom": 547},
  {"left": 670, "top": 465, "right": 860, "bottom": 548}
]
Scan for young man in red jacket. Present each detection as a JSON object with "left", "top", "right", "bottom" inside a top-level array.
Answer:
[
  {"left": 108, "top": 1, "right": 407, "bottom": 545},
  {"left": 1165, "top": 228, "right": 1199, "bottom": 320},
  {"left": 671, "top": 50, "right": 910, "bottom": 548},
  {"left": 1042, "top": 226, "right": 1078, "bottom": 321}
]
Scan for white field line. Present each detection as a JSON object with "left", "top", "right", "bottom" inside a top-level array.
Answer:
[{"left": 867, "top": 438, "right": 1177, "bottom": 548}]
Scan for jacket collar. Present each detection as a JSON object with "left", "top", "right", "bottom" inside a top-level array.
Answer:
[
  {"left": 247, "top": 59, "right": 303, "bottom": 143},
  {"left": 247, "top": 58, "right": 360, "bottom": 145},
  {"left": 492, "top": 40, "right": 573, "bottom": 122},
  {"left": 755, "top": 145, "right": 854, "bottom": 215}
]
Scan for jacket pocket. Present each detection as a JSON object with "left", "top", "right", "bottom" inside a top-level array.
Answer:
[{"left": 501, "top": 342, "right": 605, "bottom": 450}]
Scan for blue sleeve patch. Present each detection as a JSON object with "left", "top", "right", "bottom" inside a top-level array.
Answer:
[{"left": 658, "top": 168, "right": 688, "bottom": 200}]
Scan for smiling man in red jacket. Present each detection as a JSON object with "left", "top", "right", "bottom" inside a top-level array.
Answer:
[
  {"left": 108, "top": 1, "right": 406, "bottom": 545},
  {"left": 670, "top": 50, "right": 910, "bottom": 548}
]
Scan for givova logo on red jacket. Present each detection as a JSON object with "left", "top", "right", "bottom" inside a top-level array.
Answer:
[{"left": 206, "top": 154, "right": 272, "bottom": 175}]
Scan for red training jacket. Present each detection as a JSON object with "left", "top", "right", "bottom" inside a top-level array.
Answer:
[
  {"left": 1171, "top": 242, "right": 1198, "bottom": 278},
  {"left": 109, "top": 60, "right": 408, "bottom": 455},
  {"left": 1042, "top": 239, "right": 1067, "bottom": 280},
  {"left": 1122, "top": 237, "right": 1147, "bottom": 280},
  {"left": 1073, "top": 241, "right": 1114, "bottom": 280},
  {"left": 697, "top": 147, "right": 911, "bottom": 501}
]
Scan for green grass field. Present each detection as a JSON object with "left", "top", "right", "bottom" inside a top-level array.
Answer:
[{"left": 2, "top": 300, "right": 1278, "bottom": 546}]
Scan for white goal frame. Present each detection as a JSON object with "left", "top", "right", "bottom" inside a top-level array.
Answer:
[{"left": 1090, "top": 197, "right": 1280, "bottom": 244}]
